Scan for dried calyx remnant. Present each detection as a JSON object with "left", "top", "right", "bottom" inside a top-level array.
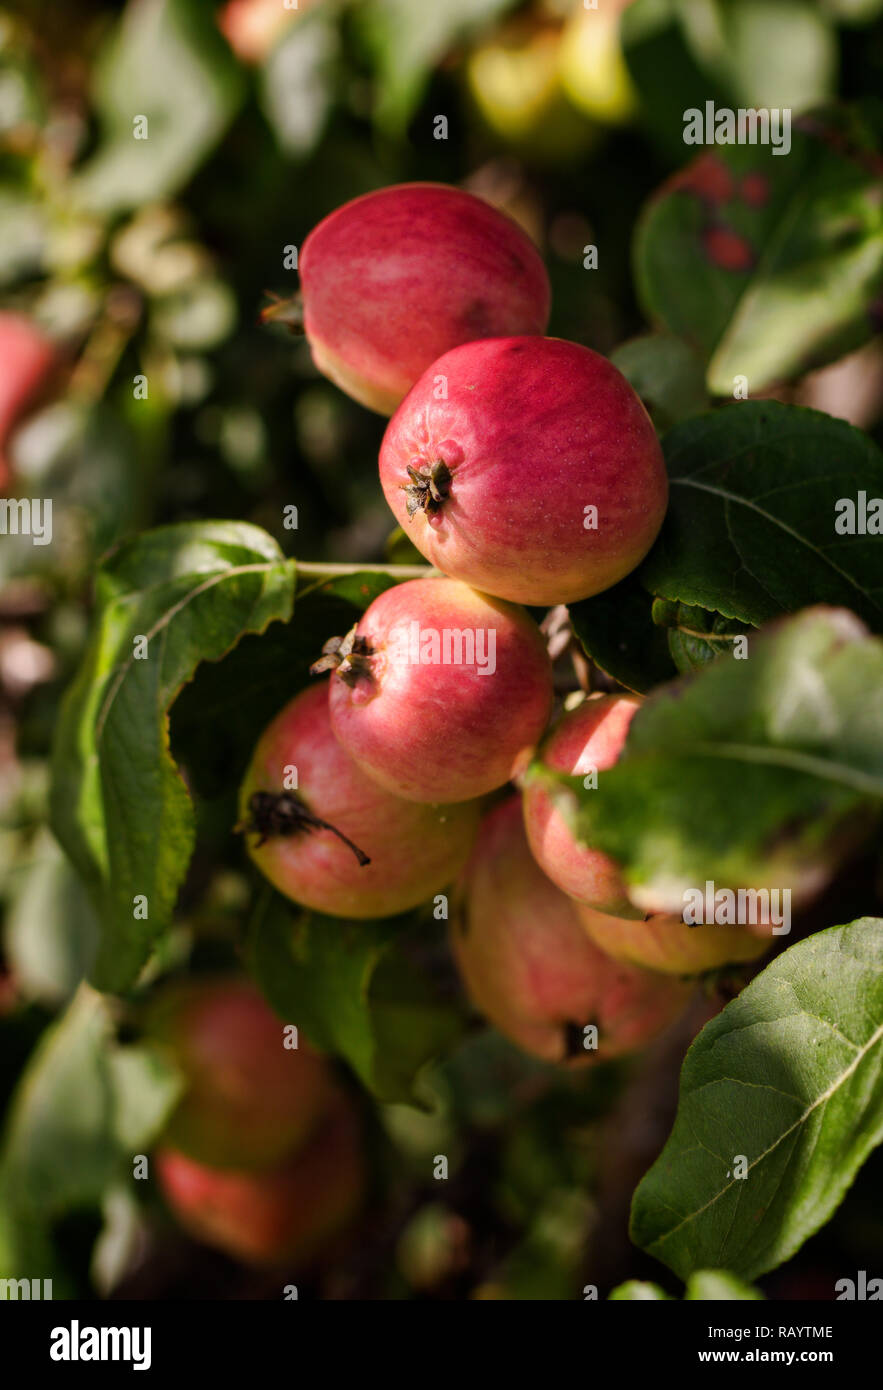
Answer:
[
  {"left": 401, "top": 458, "right": 451, "bottom": 518},
  {"left": 310, "top": 625, "right": 375, "bottom": 687},
  {"left": 259, "top": 290, "right": 304, "bottom": 334},
  {"left": 238, "top": 790, "right": 370, "bottom": 866}
]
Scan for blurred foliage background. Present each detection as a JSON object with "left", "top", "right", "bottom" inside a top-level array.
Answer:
[{"left": 0, "top": 0, "right": 882, "bottom": 1300}]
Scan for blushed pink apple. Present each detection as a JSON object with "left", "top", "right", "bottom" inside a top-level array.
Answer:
[
  {"left": 525, "top": 697, "right": 784, "bottom": 953},
  {"left": 297, "top": 183, "right": 550, "bottom": 414},
  {"left": 379, "top": 336, "right": 668, "bottom": 604},
  {"left": 146, "top": 976, "right": 336, "bottom": 1170},
  {"left": 450, "top": 797, "right": 690, "bottom": 1064},
  {"left": 239, "top": 680, "right": 479, "bottom": 917},
  {"left": 576, "top": 902, "right": 770, "bottom": 976},
  {"left": 156, "top": 1094, "right": 364, "bottom": 1267},
  {"left": 523, "top": 694, "right": 640, "bottom": 914},
  {"left": 217, "top": 0, "right": 307, "bottom": 63},
  {"left": 0, "top": 313, "right": 56, "bottom": 491},
  {"left": 321, "top": 577, "right": 553, "bottom": 803}
]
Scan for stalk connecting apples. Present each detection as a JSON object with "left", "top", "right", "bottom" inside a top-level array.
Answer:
[{"left": 240, "top": 180, "right": 802, "bottom": 1069}]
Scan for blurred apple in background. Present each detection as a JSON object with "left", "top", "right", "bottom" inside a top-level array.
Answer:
[
  {"left": 465, "top": 17, "right": 598, "bottom": 163},
  {"left": 0, "top": 313, "right": 57, "bottom": 493},
  {"left": 157, "top": 1092, "right": 365, "bottom": 1267},
  {"left": 558, "top": 0, "right": 638, "bottom": 126},
  {"left": 145, "top": 976, "right": 337, "bottom": 1170},
  {"left": 218, "top": 0, "right": 317, "bottom": 64}
]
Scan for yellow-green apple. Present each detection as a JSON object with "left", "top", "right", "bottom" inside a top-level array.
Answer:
[{"left": 558, "top": 0, "right": 638, "bottom": 126}]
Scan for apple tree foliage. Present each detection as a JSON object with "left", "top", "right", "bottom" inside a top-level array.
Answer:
[{"left": 1, "top": 0, "right": 882, "bottom": 1298}]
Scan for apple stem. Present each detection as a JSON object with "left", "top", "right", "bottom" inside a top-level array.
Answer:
[
  {"left": 238, "top": 791, "right": 371, "bottom": 866},
  {"left": 296, "top": 561, "right": 435, "bottom": 580}
]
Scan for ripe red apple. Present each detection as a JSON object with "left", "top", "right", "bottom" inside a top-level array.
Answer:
[
  {"left": 523, "top": 694, "right": 641, "bottom": 914},
  {"left": 322, "top": 577, "right": 553, "bottom": 803},
  {"left": 576, "top": 903, "right": 771, "bottom": 976},
  {"left": 239, "top": 680, "right": 479, "bottom": 917},
  {"left": 450, "top": 798, "right": 690, "bottom": 1065},
  {"left": 0, "top": 313, "right": 56, "bottom": 491},
  {"left": 297, "top": 184, "right": 550, "bottom": 414},
  {"left": 379, "top": 336, "right": 668, "bottom": 605},
  {"left": 146, "top": 976, "right": 335, "bottom": 1170},
  {"left": 156, "top": 1094, "right": 364, "bottom": 1267}
]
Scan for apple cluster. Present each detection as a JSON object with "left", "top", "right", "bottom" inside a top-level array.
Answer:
[
  {"left": 239, "top": 183, "right": 773, "bottom": 1068},
  {"left": 149, "top": 978, "right": 364, "bottom": 1266}
]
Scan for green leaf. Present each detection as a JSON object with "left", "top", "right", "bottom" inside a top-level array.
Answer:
[
  {"left": 357, "top": 0, "right": 515, "bottom": 135},
  {"left": 0, "top": 985, "right": 181, "bottom": 1280},
  {"left": 631, "top": 918, "right": 883, "bottom": 1281},
  {"left": 74, "top": 0, "right": 243, "bottom": 214},
  {"left": 642, "top": 402, "right": 883, "bottom": 632},
  {"left": 569, "top": 571, "right": 677, "bottom": 695},
  {"left": 652, "top": 598, "right": 754, "bottom": 673},
  {"left": 533, "top": 607, "right": 883, "bottom": 914},
  {"left": 609, "top": 1269, "right": 762, "bottom": 1299},
  {"left": 0, "top": 190, "right": 48, "bottom": 286},
  {"left": 634, "top": 105, "right": 883, "bottom": 394},
  {"left": 49, "top": 521, "right": 295, "bottom": 993},
  {"left": 611, "top": 333, "right": 710, "bottom": 434},
  {"left": 4, "top": 829, "right": 100, "bottom": 1003},
  {"left": 609, "top": 1279, "right": 672, "bottom": 1300},
  {"left": 259, "top": 11, "right": 338, "bottom": 158},
  {"left": 685, "top": 1270, "right": 764, "bottom": 1300},
  {"left": 169, "top": 571, "right": 398, "bottom": 799},
  {"left": 820, "top": 0, "right": 883, "bottom": 24},
  {"left": 248, "top": 891, "right": 467, "bottom": 1104},
  {"left": 487, "top": 1191, "right": 594, "bottom": 1301},
  {"left": 623, "top": 0, "right": 732, "bottom": 164},
  {"left": 683, "top": 1, "right": 837, "bottom": 113}
]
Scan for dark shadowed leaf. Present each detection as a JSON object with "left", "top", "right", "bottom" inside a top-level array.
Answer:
[
  {"left": 652, "top": 598, "right": 754, "bottom": 673},
  {"left": 248, "top": 891, "right": 467, "bottom": 1104},
  {"left": 169, "top": 570, "right": 397, "bottom": 798},
  {"left": 642, "top": 402, "right": 883, "bottom": 632},
  {"left": 569, "top": 571, "right": 677, "bottom": 694}
]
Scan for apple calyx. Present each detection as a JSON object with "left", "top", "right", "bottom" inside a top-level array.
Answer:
[
  {"left": 310, "top": 625, "right": 376, "bottom": 687},
  {"left": 401, "top": 458, "right": 451, "bottom": 518},
  {"left": 239, "top": 790, "right": 370, "bottom": 866},
  {"left": 260, "top": 290, "right": 305, "bottom": 334}
]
